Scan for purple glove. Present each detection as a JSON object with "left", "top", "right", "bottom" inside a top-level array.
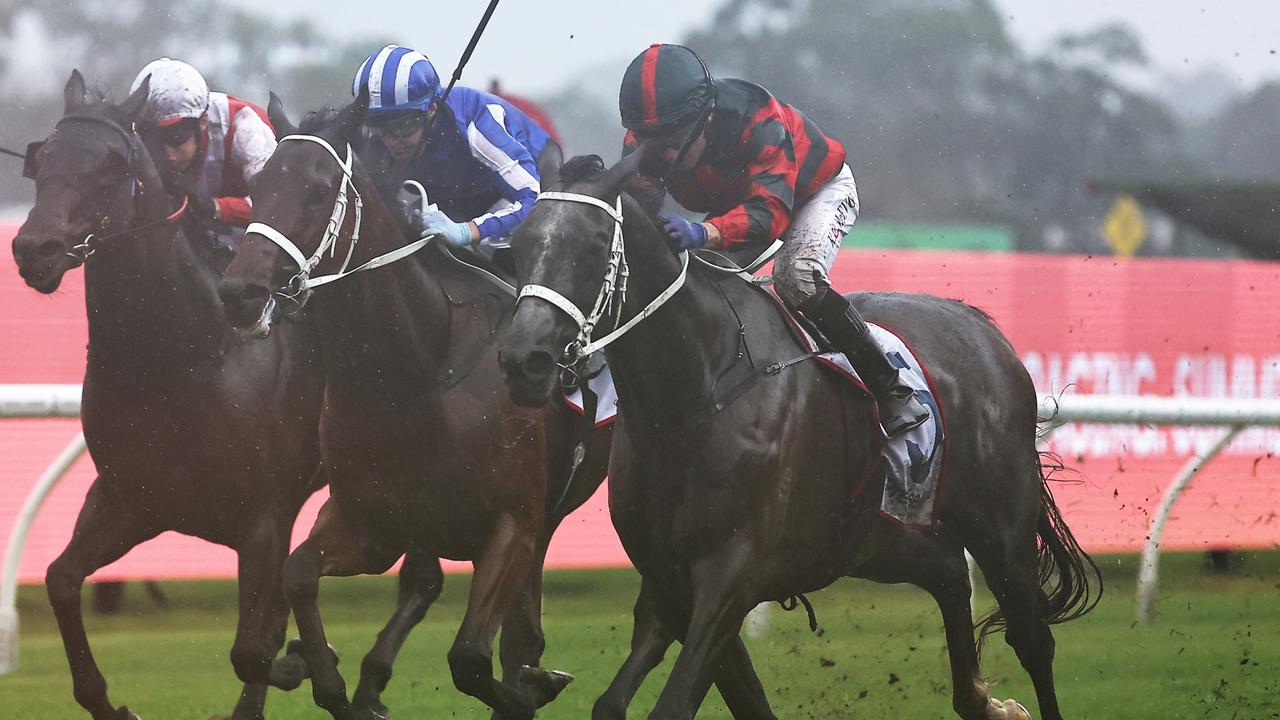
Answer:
[{"left": 660, "top": 213, "right": 708, "bottom": 251}]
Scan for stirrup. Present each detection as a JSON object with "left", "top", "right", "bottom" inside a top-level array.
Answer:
[{"left": 877, "top": 392, "right": 930, "bottom": 438}]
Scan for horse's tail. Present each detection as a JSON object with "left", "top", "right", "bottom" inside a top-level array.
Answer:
[{"left": 977, "top": 451, "right": 1104, "bottom": 645}]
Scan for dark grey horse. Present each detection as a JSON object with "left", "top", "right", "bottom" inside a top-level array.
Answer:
[
  {"left": 11, "top": 71, "right": 325, "bottom": 720},
  {"left": 500, "top": 154, "right": 1100, "bottom": 720}
]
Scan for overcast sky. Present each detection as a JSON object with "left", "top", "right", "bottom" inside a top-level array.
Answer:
[{"left": 223, "top": 0, "right": 1280, "bottom": 96}]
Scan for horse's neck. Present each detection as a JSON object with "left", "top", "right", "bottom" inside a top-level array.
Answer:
[
  {"left": 312, "top": 180, "right": 454, "bottom": 388},
  {"left": 605, "top": 214, "right": 739, "bottom": 427},
  {"left": 84, "top": 168, "right": 224, "bottom": 379}
]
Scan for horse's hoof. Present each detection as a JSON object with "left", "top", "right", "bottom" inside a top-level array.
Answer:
[
  {"left": 517, "top": 665, "right": 575, "bottom": 707},
  {"left": 284, "top": 637, "right": 340, "bottom": 668},
  {"left": 269, "top": 650, "right": 308, "bottom": 691},
  {"left": 113, "top": 707, "right": 141, "bottom": 720},
  {"left": 987, "top": 698, "right": 1031, "bottom": 720}
]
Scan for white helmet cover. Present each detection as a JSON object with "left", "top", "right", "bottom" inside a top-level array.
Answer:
[{"left": 131, "top": 58, "right": 210, "bottom": 126}]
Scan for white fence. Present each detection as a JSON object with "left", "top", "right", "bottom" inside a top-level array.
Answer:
[{"left": 2, "top": 385, "right": 1279, "bottom": 672}]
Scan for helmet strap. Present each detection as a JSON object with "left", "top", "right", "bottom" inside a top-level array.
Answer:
[{"left": 659, "top": 98, "right": 714, "bottom": 186}]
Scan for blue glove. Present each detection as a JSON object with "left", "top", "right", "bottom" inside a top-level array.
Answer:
[
  {"left": 660, "top": 213, "right": 708, "bottom": 251},
  {"left": 418, "top": 209, "right": 474, "bottom": 248}
]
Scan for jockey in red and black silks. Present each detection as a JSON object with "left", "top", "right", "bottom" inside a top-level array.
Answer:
[
  {"left": 131, "top": 58, "right": 276, "bottom": 256},
  {"left": 618, "top": 43, "right": 930, "bottom": 438}
]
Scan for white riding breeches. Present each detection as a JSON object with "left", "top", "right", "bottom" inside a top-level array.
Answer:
[{"left": 772, "top": 163, "right": 859, "bottom": 309}]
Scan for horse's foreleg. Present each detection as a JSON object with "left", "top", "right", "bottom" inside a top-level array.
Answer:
[
  {"left": 497, "top": 535, "right": 548, "bottom": 683},
  {"left": 284, "top": 501, "right": 392, "bottom": 720},
  {"left": 45, "top": 479, "right": 158, "bottom": 720},
  {"left": 228, "top": 517, "right": 293, "bottom": 717},
  {"left": 712, "top": 637, "right": 777, "bottom": 720},
  {"left": 448, "top": 512, "right": 540, "bottom": 720},
  {"left": 351, "top": 550, "right": 445, "bottom": 718},
  {"left": 593, "top": 576, "right": 675, "bottom": 720},
  {"left": 649, "top": 547, "right": 754, "bottom": 720}
]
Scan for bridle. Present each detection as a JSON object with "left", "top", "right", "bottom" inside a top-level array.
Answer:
[
  {"left": 32, "top": 113, "right": 187, "bottom": 266},
  {"left": 243, "top": 134, "right": 452, "bottom": 309},
  {"left": 516, "top": 191, "right": 689, "bottom": 378}
]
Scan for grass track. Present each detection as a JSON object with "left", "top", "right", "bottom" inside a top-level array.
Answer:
[{"left": 6, "top": 551, "right": 1279, "bottom": 719}]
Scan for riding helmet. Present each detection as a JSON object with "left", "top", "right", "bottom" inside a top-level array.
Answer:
[
  {"left": 131, "top": 58, "right": 209, "bottom": 127},
  {"left": 352, "top": 44, "right": 441, "bottom": 116},
  {"left": 619, "top": 44, "right": 715, "bottom": 134}
]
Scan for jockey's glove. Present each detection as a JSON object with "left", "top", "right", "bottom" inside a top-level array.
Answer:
[
  {"left": 660, "top": 213, "right": 708, "bottom": 251},
  {"left": 418, "top": 209, "right": 475, "bottom": 248}
]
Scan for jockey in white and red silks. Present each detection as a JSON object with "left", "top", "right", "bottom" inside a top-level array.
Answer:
[{"left": 131, "top": 58, "right": 276, "bottom": 253}]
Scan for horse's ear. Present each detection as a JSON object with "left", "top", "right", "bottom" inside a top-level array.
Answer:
[
  {"left": 64, "top": 69, "right": 87, "bottom": 112},
  {"left": 536, "top": 141, "right": 563, "bottom": 189},
  {"left": 118, "top": 74, "right": 150, "bottom": 122},
  {"left": 335, "top": 86, "right": 370, "bottom": 141},
  {"left": 266, "top": 91, "right": 297, "bottom": 140},
  {"left": 600, "top": 149, "right": 643, "bottom": 198}
]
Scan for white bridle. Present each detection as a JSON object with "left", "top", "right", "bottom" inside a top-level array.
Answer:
[
  {"left": 243, "top": 134, "right": 434, "bottom": 296},
  {"left": 516, "top": 191, "right": 689, "bottom": 365}
]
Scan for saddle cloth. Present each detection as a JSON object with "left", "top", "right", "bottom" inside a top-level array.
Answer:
[
  {"left": 562, "top": 314, "right": 946, "bottom": 527},
  {"left": 802, "top": 323, "right": 946, "bottom": 528},
  {"left": 562, "top": 352, "right": 620, "bottom": 427}
]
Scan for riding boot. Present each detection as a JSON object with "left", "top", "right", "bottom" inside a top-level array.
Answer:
[{"left": 804, "top": 287, "right": 930, "bottom": 437}]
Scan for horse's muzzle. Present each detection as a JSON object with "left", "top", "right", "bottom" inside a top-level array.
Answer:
[
  {"left": 499, "top": 347, "right": 558, "bottom": 407},
  {"left": 12, "top": 231, "right": 73, "bottom": 293},
  {"left": 217, "top": 276, "right": 277, "bottom": 339}
]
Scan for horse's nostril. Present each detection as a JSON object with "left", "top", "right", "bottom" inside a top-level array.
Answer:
[
  {"left": 37, "top": 240, "right": 63, "bottom": 259},
  {"left": 521, "top": 351, "right": 556, "bottom": 381}
]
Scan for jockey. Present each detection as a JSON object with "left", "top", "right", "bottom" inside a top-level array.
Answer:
[
  {"left": 352, "top": 44, "right": 556, "bottom": 258},
  {"left": 129, "top": 58, "right": 275, "bottom": 253},
  {"left": 618, "top": 44, "right": 929, "bottom": 437}
]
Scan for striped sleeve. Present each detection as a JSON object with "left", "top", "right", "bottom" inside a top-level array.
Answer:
[
  {"left": 466, "top": 103, "right": 541, "bottom": 239},
  {"left": 705, "top": 102, "right": 797, "bottom": 246}
]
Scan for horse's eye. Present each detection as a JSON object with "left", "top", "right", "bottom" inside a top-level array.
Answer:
[{"left": 305, "top": 184, "right": 333, "bottom": 206}]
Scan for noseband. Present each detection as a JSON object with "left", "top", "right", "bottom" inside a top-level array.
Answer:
[
  {"left": 244, "top": 133, "right": 439, "bottom": 317},
  {"left": 516, "top": 191, "right": 689, "bottom": 374}
]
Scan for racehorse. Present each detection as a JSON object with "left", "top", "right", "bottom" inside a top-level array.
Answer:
[
  {"left": 499, "top": 153, "right": 1102, "bottom": 720},
  {"left": 215, "top": 91, "right": 613, "bottom": 720},
  {"left": 11, "top": 70, "right": 327, "bottom": 720}
]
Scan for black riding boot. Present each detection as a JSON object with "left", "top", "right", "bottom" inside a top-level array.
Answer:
[{"left": 805, "top": 287, "right": 930, "bottom": 437}]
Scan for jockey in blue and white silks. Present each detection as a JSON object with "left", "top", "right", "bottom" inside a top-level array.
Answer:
[{"left": 352, "top": 44, "right": 555, "bottom": 253}]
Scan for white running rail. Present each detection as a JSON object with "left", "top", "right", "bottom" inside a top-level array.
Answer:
[
  {"left": 2, "top": 385, "right": 1277, "bottom": 668},
  {"left": 0, "top": 384, "right": 83, "bottom": 674}
]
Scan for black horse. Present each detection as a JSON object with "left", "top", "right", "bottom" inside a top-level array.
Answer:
[
  {"left": 216, "top": 92, "right": 612, "bottom": 720},
  {"left": 500, "top": 154, "right": 1101, "bottom": 720},
  {"left": 10, "top": 71, "right": 329, "bottom": 720}
]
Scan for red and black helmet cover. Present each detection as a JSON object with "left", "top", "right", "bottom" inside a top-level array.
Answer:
[{"left": 619, "top": 43, "right": 716, "bottom": 135}]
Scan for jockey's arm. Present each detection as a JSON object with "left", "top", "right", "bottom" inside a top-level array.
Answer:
[
  {"left": 465, "top": 104, "right": 541, "bottom": 239},
  {"left": 217, "top": 107, "right": 277, "bottom": 227},
  {"left": 704, "top": 118, "right": 797, "bottom": 249}
]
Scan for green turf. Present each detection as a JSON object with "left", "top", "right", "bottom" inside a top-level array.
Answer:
[{"left": 5, "top": 551, "right": 1279, "bottom": 718}]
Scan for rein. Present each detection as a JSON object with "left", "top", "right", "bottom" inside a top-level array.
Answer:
[{"left": 516, "top": 191, "right": 690, "bottom": 375}]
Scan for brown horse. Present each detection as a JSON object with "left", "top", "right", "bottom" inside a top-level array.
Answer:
[
  {"left": 215, "top": 92, "right": 612, "bottom": 720},
  {"left": 500, "top": 154, "right": 1101, "bottom": 720},
  {"left": 11, "top": 71, "right": 327, "bottom": 720}
]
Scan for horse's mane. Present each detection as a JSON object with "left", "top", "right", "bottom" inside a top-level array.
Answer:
[{"left": 298, "top": 108, "right": 341, "bottom": 134}]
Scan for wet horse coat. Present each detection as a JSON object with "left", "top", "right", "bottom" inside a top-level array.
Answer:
[
  {"left": 11, "top": 72, "right": 326, "bottom": 720},
  {"left": 217, "top": 93, "right": 612, "bottom": 720},
  {"left": 501, "top": 154, "right": 1100, "bottom": 720}
]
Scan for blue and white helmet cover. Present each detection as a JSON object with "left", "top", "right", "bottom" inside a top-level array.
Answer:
[{"left": 352, "top": 44, "right": 441, "bottom": 115}]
